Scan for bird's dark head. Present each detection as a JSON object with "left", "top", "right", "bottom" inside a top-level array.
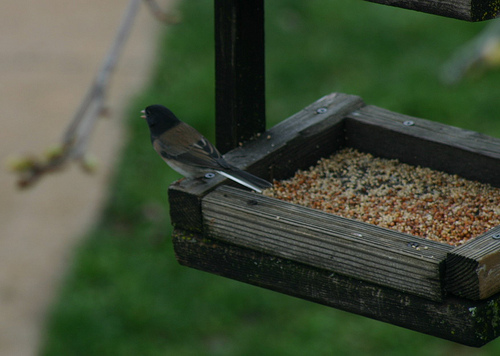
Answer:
[{"left": 141, "top": 105, "right": 181, "bottom": 136}]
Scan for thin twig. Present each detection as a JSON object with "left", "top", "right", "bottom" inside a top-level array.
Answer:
[
  {"left": 11, "top": 0, "right": 177, "bottom": 188},
  {"left": 64, "top": 0, "right": 141, "bottom": 158}
]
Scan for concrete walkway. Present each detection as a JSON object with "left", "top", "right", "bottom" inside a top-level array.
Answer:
[{"left": 0, "top": 1, "right": 168, "bottom": 355}]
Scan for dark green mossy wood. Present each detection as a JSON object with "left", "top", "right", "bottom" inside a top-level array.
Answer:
[{"left": 173, "top": 229, "right": 500, "bottom": 347}]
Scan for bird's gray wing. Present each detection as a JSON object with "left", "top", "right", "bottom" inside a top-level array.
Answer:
[{"left": 153, "top": 123, "right": 229, "bottom": 170}]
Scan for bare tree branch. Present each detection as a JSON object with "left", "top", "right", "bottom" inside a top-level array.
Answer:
[
  {"left": 9, "top": 0, "right": 177, "bottom": 188},
  {"left": 64, "top": 0, "right": 141, "bottom": 160}
]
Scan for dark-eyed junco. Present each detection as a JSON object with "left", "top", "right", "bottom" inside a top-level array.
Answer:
[{"left": 141, "top": 105, "right": 272, "bottom": 193}]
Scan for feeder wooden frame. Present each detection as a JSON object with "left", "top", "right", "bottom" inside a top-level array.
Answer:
[
  {"left": 170, "top": 93, "right": 500, "bottom": 347},
  {"left": 168, "top": 0, "right": 500, "bottom": 347}
]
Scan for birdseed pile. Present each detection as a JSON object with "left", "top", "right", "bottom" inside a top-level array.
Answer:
[{"left": 263, "top": 148, "right": 500, "bottom": 246}]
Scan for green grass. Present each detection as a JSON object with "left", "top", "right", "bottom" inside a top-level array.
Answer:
[{"left": 41, "top": 1, "right": 500, "bottom": 355}]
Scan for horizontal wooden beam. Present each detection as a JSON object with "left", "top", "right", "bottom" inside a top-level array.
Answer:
[
  {"left": 345, "top": 105, "right": 500, "bottom": 188},
  {"left": 203, "top": 186, "right": 451, "bottom": 301},
  {"left": 364, "top": 0, "right": 500, "bottom": 21},
  {"left": 173, "top": 229, "right": 500, "bottom": 347}
]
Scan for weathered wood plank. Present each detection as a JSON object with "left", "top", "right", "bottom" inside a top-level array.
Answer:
[
  {"left": 346, "top": 105, "right": 500, "bottom": 187},
  {"left": 240, "top": 92, "right": 365, "bottom": 181},
  {"left": 202, "top": 186, "right": 452, "bottom": 301},
  {"left": 364, "top": 0, "right": 500, "bottom": 21},
  {"left": 172, "top": 229, "right": 500, "bottom": 347},
  {"left": 169, "top": 93, "right": 365, "bottom": 231},
  {"left": 446, "top": 226, "right": 500, "bottom": 299}
]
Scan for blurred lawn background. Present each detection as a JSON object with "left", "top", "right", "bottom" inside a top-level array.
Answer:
[{"left": 41, "top": 1, "right": 500, "bottom": 355}]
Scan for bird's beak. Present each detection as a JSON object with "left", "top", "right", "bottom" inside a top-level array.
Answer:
[{"left": 140, "top": 109, "right": 146, "bottom": 119}]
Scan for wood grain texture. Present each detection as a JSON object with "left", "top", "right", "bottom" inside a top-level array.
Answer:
[
  {"left": 172, "top": 229, "right": 500, "bottom": 347},
  {"left": 202, "top": 186, "right": 452, "bottom": 301},
  {"left": 364, "top": 0, "right": 500, "bottom": 21},
  {"left": 346, "top": 105, "right": 500, "bottom": 187},
  {"left": 238, "top": 92, "right": 365, "bottom": 181},
  {"left": 446, "top": 226, "right": 500, "bottom": 299}
]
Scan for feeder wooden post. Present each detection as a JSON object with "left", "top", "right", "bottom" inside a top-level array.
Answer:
[{"left": 214, "top": 0, "right": 266, "bottom": 154}]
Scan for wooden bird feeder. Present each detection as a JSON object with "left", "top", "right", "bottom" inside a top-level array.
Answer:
[{"left": 170, "top": 0, "right": 500, "bottom": 347}]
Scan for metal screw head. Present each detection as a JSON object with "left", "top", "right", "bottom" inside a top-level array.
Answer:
[
  {"left": 408, "top": 242, "right": 420, "bottom": 248},
  {"left": 492, "top": 233, "right": 500, "bottom": 240},
  {"left": 204, "top": 172, "right": 216, "bottom": 179},
  {"left": 316, "top": 107, "right": 328, "bottom": 114},
  {"left": 403, "top": 120, "right": 415, "bottom": 126}
]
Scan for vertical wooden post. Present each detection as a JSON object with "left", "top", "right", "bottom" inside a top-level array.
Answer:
[{"left": 214, "top": 0, "right": 266, "bottom": 154}]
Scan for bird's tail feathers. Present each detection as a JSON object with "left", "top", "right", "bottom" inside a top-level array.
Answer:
[{"left": 217, "top": 168, "right": 272, "bottom": 193}]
